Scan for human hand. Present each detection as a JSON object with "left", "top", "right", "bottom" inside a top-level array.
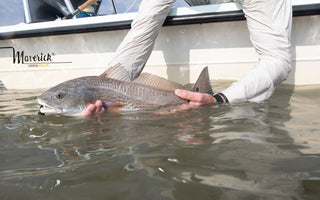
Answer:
[
  {"left": 80, "top": 89, "right": 218, "bottom": 116},
  {"left": 81, "top": 100, "right": 106, "bottom": 116},
  {"left": 174, "top": 89, "right": 217, "bottom": 106},
  {"left": 155, "top": 89, "right": 217, "bottom": 114}
]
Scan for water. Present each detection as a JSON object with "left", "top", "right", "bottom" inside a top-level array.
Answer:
[{"left": 0, "top": 83, "right": 320, "bottom": 200}]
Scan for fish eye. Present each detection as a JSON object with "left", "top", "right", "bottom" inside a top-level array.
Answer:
[{"left": 56, "top": 93, "right": 64, "bottom": 99}]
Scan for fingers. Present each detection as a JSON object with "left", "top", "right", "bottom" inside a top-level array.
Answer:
[
  {"left": 80, "top": 89, "right": 216, "bottom": 116},
  {"left": 81, "top": 100, "right": 105, "bottom": 116},
  {"left": 93, "top": 100, "right": 105, "bottom": 113},
  {"left": 175, "top": 89, "right": 216, "bottom": 105}
]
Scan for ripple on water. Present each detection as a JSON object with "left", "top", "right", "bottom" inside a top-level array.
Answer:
[{"left": 0, "top": 85, "right": 320, "bottom": 199}]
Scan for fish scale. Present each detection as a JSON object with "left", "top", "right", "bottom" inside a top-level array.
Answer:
[
  {"left": 37, "top": 67, "right": 212, "bottom": 116},
  {"left": 91, "top": 77, "right": 186, "bottom": 110}
]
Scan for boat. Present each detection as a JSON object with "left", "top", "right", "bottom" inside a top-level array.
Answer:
[{"left": 0, "top": 0, "right": 319, "bottom": 89}]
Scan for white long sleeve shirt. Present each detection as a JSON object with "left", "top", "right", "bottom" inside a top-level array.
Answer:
[
  {"left": 222, "top": 0, "right": 292, "bottom": 102},
  {"left": 104, "top": 0, "right": 292, "bottom": 103}
]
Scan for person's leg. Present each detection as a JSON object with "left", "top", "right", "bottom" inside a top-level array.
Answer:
[
  {"left": 222, "top": 0, "right": 292, "bottom": 102},
  {"left": 101, "top": 0, "right": 176, "bottom": 81}
]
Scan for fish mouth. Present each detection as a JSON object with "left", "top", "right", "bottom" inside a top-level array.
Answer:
[{"left": 37, "top": 98, "right": 63, "bottom": 115}]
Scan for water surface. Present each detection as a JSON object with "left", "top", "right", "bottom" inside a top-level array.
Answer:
[{"left": 0, "top": 83, "right": 320, "bottom": 200}]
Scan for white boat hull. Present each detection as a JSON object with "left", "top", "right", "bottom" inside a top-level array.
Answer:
[{"left": 0, "top": 3, "right": 319, "bottom": 89}]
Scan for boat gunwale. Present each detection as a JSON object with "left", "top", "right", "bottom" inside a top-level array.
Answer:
[{"left": 0, "top": 3, "right": 319, "bottom": 40}]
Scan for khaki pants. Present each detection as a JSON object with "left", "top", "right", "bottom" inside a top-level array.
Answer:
[
  {"left": 102, "top": 0, "right": 292, "bottom": 103},
  {"left": 101, "top": 0, "right": 176, "bottom": 81}
]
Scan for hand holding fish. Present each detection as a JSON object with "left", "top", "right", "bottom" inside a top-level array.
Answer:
[
  {"left": 154, "top": 89, "right": 218, "bottom": 114},
  {"left": 81, "top": 100, "right": 105, "bottom": 116},
  {"left": 37, "top": 67, "right": 215, "bottom": 116},
  {"left": 81, "top": 89, "right": 217, "bottom": 116},
  {"left": 174, "top": 89, "right": 217, "bottom": 106}
]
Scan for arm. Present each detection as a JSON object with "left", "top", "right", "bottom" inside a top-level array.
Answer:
[
  {"left": 178, "top": 0, "right": 292, "bottom": 104},
  {"left": 222, "top": 0, "right": 292, "bottom": 103}
]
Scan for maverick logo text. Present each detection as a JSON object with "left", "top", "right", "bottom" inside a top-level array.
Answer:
[
  {"left": 14, "top": 51, "right": 53, "bottom": 64},
  {"left": 0, "top": 47, "right": 71, "bottom": 66}
]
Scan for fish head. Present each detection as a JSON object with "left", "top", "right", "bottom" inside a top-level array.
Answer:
[{"left": 37, "top": 77, "right": 98, "bottom": 116}]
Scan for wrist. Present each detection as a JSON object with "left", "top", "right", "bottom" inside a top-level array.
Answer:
[{"left": 213, "top": 93, "right": 229, "bottom": 103}]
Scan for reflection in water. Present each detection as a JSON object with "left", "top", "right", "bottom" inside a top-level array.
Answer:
[
  {"left": 130, "top": 102, "right": 303, "bottom": 200},
  {"left": 0, "top": 84, "right": 320, "bottom": 199}
]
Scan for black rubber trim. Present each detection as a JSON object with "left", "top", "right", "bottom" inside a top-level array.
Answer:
[
  {"left": 293, "top": 3, "right": 320, "bottom": 16},
  {"left": 164, "top": 9, "right": 245, "bottom": 26},
  {"left": 1, "top": 4, "right": 319, "bottom": 40}
]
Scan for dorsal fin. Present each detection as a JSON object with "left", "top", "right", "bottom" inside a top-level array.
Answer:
[
  {"left": 133, "top": 73, "right": 185, "bottom": 92},
  {"left": 100, "top": 63, "right": 131, "bottom": 82},
  {"left": 191, "top": 67, "right": 214, "bottom": 95}
]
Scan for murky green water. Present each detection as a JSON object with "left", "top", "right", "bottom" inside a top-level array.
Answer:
[{"left": 0, "top": 83, "right": 320, "bottom": 200}]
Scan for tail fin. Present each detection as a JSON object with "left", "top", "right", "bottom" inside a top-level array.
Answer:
[{"left": 191, "top": 67, "right": 213, "bottom": 95}]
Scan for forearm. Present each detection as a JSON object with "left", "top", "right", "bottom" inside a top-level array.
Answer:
[
  {"left": 222, "top": 56, "right": 291, "bottom": 103},
  {"left": 222, "top": 0, "right": 292, "bottom": 103}
]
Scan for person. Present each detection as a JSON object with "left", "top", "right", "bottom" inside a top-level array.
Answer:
[
  {"left": 64, "top": 0, "right": 101, "bottom": 19},
  {"left": 82, "top": 0, "right": 292, "bottom": 116}
]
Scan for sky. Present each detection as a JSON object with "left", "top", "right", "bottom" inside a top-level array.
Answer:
[{"left": 0, "top": 0, "right": 189, "bottom": 26}]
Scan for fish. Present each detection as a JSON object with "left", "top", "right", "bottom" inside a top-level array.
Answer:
[{"left": 37, "top": 67, "right": 213, "bottom": 116}]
